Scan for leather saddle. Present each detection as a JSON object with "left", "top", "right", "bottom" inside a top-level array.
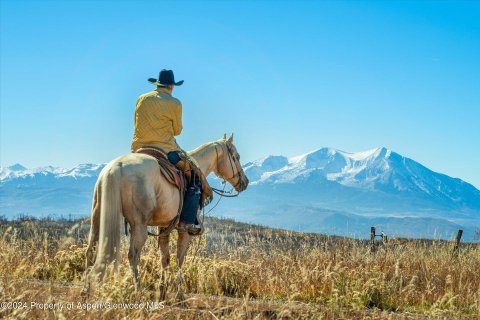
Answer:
[{"left": 136, "top": 146, "right": 186, "bottom": 193}]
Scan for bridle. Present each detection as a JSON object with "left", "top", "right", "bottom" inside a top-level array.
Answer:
[{"left": 212, "top": 142, "right": 246, "bottom": 197}]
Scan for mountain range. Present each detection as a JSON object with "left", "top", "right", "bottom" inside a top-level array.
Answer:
[
  {"left": 0, "top": 163, "right": 104, "bottom": 219},
  {"left": 215, "top": 147, "right": 480, "bottom": 240},
  {"left": 1, "top": 147, "right": 479, "bottom": 240}
]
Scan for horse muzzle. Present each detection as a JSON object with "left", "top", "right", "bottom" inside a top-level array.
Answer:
[{"left": 235, "top": 175, "right": 249, "bottom": 192}]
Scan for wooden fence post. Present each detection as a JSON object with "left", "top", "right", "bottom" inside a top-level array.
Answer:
[
  {"left": 370, "top": 227, "right": 376, "bottom": 253},
  {"left": 452, "top": 229, "right": 463, "bottom": 257}
]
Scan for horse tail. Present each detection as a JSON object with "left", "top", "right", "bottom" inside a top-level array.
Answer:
[{"left": 94, "top": 163, "right": 123, "bottom": 278}]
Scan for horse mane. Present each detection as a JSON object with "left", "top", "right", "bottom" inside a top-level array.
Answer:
[{"left": 188, "top": 139, "right": 225, "bottom": 157}]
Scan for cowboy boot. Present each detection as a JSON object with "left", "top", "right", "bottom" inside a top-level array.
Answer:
[{"left": 177, "top": 222, "right": 204, "bottom": 236}]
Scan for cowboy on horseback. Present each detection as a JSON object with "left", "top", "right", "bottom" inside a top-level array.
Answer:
[{"left": 131, "top": 69, "right": 213, "bottom": 235}]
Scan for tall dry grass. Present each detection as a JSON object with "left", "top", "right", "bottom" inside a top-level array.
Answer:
[{"left": 0, "top": 217, "right": 479, "bottom": 319}]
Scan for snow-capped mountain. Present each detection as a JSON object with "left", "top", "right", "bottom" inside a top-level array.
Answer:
[
  {"left": 0, "top": 163, "right": 105, "bottom": 218},
  {"left": 0, "top": 163, "right": 104, "bottom": 181},
  {"left": 219, "top": 147, "right": 480, "bottom": 240},
  {"left": 243, "top": 147, "right": 480, "bottom": 211},
  {"left": 1, "top": 147, "right": 479, "bottom": 240}
]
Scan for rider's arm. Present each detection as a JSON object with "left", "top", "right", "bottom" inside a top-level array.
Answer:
[{"left": 171, "top": 101, "right": 183, "bottom": 136}]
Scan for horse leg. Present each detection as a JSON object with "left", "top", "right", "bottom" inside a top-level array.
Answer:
[
  {"left": 175, "top": 231, "right": 191, "bottom": 302},
  {"left": 158, "top": 234, "right": 170, "bottom": 301},
  {"left": 128, "top": 223, "right": 148, "bottom": 291}
]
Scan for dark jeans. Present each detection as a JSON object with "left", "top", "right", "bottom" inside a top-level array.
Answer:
[{"left": 167, "top": 151, "right": 200, "bottom": 224}]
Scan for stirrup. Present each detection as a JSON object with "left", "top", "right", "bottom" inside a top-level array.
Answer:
[{"left": 176, "top": 223, "right": 204, "bottom": 236}]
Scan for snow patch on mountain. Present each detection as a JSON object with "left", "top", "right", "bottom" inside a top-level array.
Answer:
[{"left": 245, "top": 147, "right": 391, "bottom": 185}]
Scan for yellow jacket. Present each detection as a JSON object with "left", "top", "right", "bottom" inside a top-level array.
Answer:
[{"left": 131, "top": 87, "right": 183, "bottom": 153}]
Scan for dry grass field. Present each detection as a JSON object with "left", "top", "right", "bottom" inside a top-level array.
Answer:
[{"left": 0, "top": 216, "right": 479, "bottom": 319}]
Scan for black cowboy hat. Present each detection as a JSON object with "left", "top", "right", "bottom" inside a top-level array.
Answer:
[{"left": 148, "top": 69, "right": 184, "bottom": 86}]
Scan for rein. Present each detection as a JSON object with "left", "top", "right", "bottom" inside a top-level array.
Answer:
[
  {"left": 211, "top": 187, "right": 239, "bottom": 197},
  {"left": 191, "top": 173, "right": 228, "bottom": 264}
]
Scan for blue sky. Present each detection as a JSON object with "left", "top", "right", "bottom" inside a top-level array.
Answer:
[{"left": 1, "top": 1, "right": 479, "bottom": 187}]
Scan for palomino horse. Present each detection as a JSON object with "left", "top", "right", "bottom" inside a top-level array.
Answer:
[{"left": 83, "top": 133, "right": 248, "bottom": 299}]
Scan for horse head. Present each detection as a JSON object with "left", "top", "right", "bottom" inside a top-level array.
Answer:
[{"left": 214, "top": 133, "right": 249, "bottom": 192}]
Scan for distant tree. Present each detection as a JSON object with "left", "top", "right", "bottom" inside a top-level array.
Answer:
[
  {"left": 17, "top": 213, "right": 36, "bottom": 221},
  {"left": 475, "top": 228, "right": 480, "bottom": 241}
]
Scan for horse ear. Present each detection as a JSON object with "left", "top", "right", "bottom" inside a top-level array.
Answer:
[
  {"left": 227, "top": 133, "right": 233, "bottom": 143},
  {"left": 222, "top": 133, "right": 227, "bottom": 140}
]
